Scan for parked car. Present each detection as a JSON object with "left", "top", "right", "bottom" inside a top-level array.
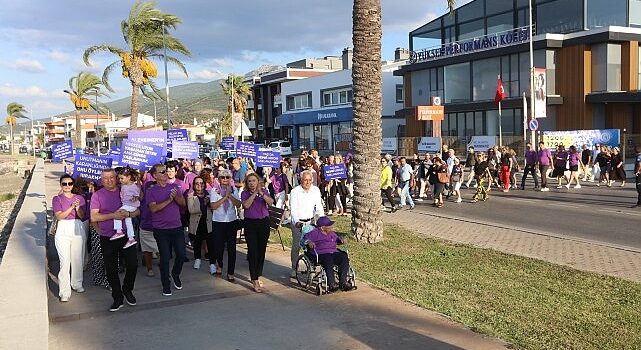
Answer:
[{"left": 269, "top": 140, "right": 292, "bottom": 156}]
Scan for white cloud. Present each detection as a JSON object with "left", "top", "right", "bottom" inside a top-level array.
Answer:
[
  {"left": 191, "top": 69, "right": 226, "bottom": 80},
  {"left": 47, "top": 50, "right": 72, "bottom": 64},
  {"left": 2, "top": 58, "right": 46, "bottom": 73},
  {"left": 0, "top": 84, "right": 51, "bottom": 98}
]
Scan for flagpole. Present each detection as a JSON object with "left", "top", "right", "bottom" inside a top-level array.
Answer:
[
  {"left": 528, "top": 0, "right": 536, "bottom": 146},
  {"left": 498, "top": 74, "right": 503, "bottom": 147},
  {"left": 523, "top": 92, "right": 527, "bottom": 148}
]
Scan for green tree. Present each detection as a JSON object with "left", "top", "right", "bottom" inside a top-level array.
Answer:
[
  {"left": 220, "top": 75, "right": 251, "bottom": 137},
  {"left": 64, "top": 72, "right": 109, "bottom": 149},
  {"left": 5, "top": 102, "right": 28, "bottom": 156},
  {"left": 83, "top": 0, "right": 191, "bottom": 129}
]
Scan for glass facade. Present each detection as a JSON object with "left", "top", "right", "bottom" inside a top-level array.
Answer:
[
  {"left": 587, "top": 0, "right": 627, "bottom": 29},
  {"left": 442, "top": 109, "right": 523, "bottom": 138},
  {"left": 592, "top": 43, "right": 622, "bottom": 92},
  {"left": 632, "top": 0, "right": 641, "bottom": 27},
  {"left": 536, "top": 0, "right": 583, "bottom": 34},
  {"left": 473, "top": 57, "right": 501, "bottom": 101},
  {"left": 444, "top": 63, "right": 470, "bottom": 103}
]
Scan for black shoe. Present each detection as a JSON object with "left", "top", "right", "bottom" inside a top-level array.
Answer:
[
  {"left": 109, "top": 299, "right": 123, "bottom": 312},
  {"left": 341, "top": 283, "right": 355, "bottom": 292},
  {"left": 183, "top": 257, "right": 190, "bottom": 263},
  {"left": 172, "top": 274, "right": 183, "bottom": 290},
  {"left": 329, "top": 284, "right": 340, "bottom": 293},
  {"left": 204, "top": 252, "right": 210, "bottom": 260},
  {"left": 162, "top": 287, "right": 172, "bottom": 296},
  {"left": 123, "top": 290, "right": 137, "bottom": 306},
  {"left": 391, "top": 206, "right": 398, "bottom": 213}
]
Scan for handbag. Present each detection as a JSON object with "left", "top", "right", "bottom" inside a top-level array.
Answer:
[
  {"left": 48, "top": 216, "right": 58, "bottom": 236},
  {"left": 437, "top": 172, "right": 450, "bottom": 184}
]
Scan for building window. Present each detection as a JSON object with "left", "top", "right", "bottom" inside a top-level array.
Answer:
[
  {"left": 473, "top": 57, "right": 501, "bottom": 101},
  {"left": 536, "top": 0, "right": 583, "bottom": 34},
  {"left": 395, "top": 84, "right": 404, "bottom": 103},
  {"left": 487, "top": 12, "right": 514, "bottom": 35},
  {"left": 322, "top": 88, "right": 353, "bottom": 107},
  {"left": 458, "top": 19, "right": 485, "bottom": 40},
  {"left": 592, "top": 43, "right": 622, "bottom": 92},
  {"left": 632, "top": 0, "right": 641, "bottom": 27},
  {"left": 587, "top": 0, "right": 627, "bottom": 29},
  {"left": 286, "top": 93, "right": 312, "bottom": 111},
  {"left": 444, "top": 62, "right": 471, "bottom": 103}
]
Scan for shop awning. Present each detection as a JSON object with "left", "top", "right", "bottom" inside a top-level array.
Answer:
[{"left": 278, "top": 106, "right": 353, "bottom": 126}]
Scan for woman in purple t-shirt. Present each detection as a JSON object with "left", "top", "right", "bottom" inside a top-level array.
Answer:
[
  {"left": 552, "top": 145, "right": 569, "bottom": 189},
  {"left": 52, "top": 174, "right": 87, "bottom": 302},
  {"left": 566, "top": 145, "right": 582, "bottom": 189},
  {"left": 241, "top": 173, "right": 274, "bottom": 292}
]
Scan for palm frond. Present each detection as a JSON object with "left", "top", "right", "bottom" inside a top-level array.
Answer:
[
  {"left": 83, "top": 44, "right": 126, "bottom": 65},
  {"left": 101, "top": 60, "right": 121, "bottom": 92}
]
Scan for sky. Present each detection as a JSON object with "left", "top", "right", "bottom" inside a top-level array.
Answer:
[{"left": 0, "top": 0, "right": 463, "bottom": 120}]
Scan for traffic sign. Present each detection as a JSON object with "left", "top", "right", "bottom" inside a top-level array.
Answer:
[{"left": 529, "top": 119, "right": 539, "bottom": 131}]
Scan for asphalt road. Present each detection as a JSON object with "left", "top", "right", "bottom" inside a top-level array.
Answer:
[{"left": 409, "top": 178, "right": 641, "bottom": 251}]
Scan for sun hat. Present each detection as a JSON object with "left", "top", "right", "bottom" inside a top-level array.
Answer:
[{"left": 316, "top": 216, "right": 334, "bottom": 227}]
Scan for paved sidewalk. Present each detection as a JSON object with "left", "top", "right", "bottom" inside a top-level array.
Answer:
[
  {"left": 382, "top": 209, "right": 641, "bottom": 282},
  {"left": 45, "top": 163, "right": 507, "bottom": 350}
]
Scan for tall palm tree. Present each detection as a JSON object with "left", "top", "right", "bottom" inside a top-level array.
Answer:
[
  {"left": 351, "top": 0, "right": 384, "bottom": 243},
  {"left": 220, "top": 75, "right": 251, "bottom": 136},
  {"left": 63, "top": 72, "right": 109, "bottom": 148},
  {"left": 83, "top": 0, "right": 190, "bottom": 129},
  {"left": 448, "top": 0, "right": 456, "bottom": 13},
  {"left": 5, "top": 102, "right": 27, "bottom": 156}
]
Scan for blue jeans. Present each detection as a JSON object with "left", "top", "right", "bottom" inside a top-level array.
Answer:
[
  {"left": 153, "top": 227, "right": 186, "bottom": 291},
  {"left": 400, "top": 181, "right": 414, "bottom": 207}
]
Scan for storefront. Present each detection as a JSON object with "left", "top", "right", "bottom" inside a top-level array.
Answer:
[
  {"left": 397, "top": 0, "right": 641, "bottom": 154},
  {"left": 279, "top": 106, "right": 354, "bottom": 154}
]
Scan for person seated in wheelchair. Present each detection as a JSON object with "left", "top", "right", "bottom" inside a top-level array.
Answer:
[{"left": 300, "top": 216, "right": 355, "bottom": 292}]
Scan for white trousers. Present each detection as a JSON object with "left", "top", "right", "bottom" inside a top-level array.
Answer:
[
  {"left": 274, "top": 191, "right": 287, "bottom": 209},
  {"left": 55, "top": 219, "right": 87, "bottom": 298},
  {"left": 114, "top": 204, "right": 137, "bottom": 239}
]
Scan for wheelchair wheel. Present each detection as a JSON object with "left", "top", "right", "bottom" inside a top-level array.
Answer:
[
  {"left": 295, "top": 255, "right": 312, "bottom": 289},
  {"left": 348, "top": 267, "right": 357, "bottom": 289},
  {"left": 317, "top": 268, "right": 328, "bottom": 296}
]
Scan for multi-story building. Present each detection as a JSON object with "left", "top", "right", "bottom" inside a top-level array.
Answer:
[
  {"left": 278, "top": 51, "right": 408, "bottom": 154},
  {"left": 396, "top": 0, "right": 641, "bottom": 152},
  {"left": 45, "top": 114, "right": 111, "bottom": 148},
  {"left": 246, "top": 52, "right": 349, "bottom": 144}
]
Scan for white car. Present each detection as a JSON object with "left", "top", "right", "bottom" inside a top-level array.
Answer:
[{"left": 269, "top": 140, "right": 292, "bottom": 156}]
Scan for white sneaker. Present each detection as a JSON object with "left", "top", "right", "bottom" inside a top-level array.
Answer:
[
  {"left": 209, "top": 264, "right": 217, "bottom": 275},
  {"left": 556, "top": 185, "right": 563, "bottom": 189},
  {"left": 456, "top": 198, "right": 462, "bottom": 203},
  {"left": 540, "top": 187, "right": 550, "bottom": 192},
  {"left": 564, "top": 184, "right": 570, "bottom": 189},
  {"left": 73, "top": 287, "right": 85, "bottom": 293},
  {"left": 574, "top": 184, "right": 581, "bottom": 189},
  {"left": 415, "top": 198, "right": 423, "bottom": 202},
  {"left": 193, "top": 258, "right": 201, "bottom": 270},
  {"left": 60, "top": 296, "right": 70, "bottom": 302}
]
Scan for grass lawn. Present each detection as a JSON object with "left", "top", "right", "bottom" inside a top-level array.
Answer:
[{"left": 272, "top": 216, "right": 641, "bottom": 350}]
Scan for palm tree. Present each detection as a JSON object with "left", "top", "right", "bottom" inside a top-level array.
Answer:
[
  {"left": 220, "top": 75, "right": 251, "bottom": 136},
  {"left": 351, "top": 0, "right": 384, "bottom": 243},
  {"left": 5, "top": 102, "right": 27, "bottom": 156},
  {"left": 63, "top": 72, "right": 109, "bottom": 148},
  {"left": 448, "top": 0, "right": 456, "bottom": 13},
  {"left": 83, "top": 0, "right": 191, "bottom": 129}
]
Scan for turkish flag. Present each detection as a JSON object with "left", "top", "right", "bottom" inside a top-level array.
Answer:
[{"left": 495, "top": 77, "right": 506, "bottom": 105}]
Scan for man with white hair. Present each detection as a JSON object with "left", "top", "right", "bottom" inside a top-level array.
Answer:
[{"left": 289, "top": 170, "right": 324, "bottom": 277}]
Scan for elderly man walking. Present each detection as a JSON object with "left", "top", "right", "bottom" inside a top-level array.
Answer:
[
  {"left": 289, "top": 170, "right": 325, "bottom": 277},
  {"left": 90, "top": 168, "right": 139, "bottom": 312},
  {"left": 397, "top": 157, "right": 415, "bottom": 210}
]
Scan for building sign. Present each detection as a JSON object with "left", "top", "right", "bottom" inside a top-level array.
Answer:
[
  {"left": 467, "top": 136, "right": 497, "bottom": 151},
  {"left": 542, "top": 129, "right": 620, "bottom": 149},
  {"left": 279, "top": 106, "right": 352, "bottom": 126},
  {"left": 409, "top": 26, "right": 530, "bottom": 64},
  {"left": 534, "top": 67, "right": 547, "bottom": 119},
  {"left": 382, "top": 138, "right": 398, "bottom": 152},
  {"left": 416, "top": 105, "right": 445, "bottom": 121},
  {"left": 417, "top": 137, "right": 441, "bottom": 152}
]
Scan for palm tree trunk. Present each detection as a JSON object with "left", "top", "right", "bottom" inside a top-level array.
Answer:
[
  {"left": 9, "top": 125, "right": 13, "bottom": 156},
  {"left": 75, "top": 110, "right": 82, "bottom": 149},
  {"left": 351, "top": 0, "right": 383, "bottom": 243},
  {"left": 130, "top": 83, "right": 139, "bottom": 129}
]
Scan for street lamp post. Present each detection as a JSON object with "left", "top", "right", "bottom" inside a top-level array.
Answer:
[{"left": 150, "top": 17, "right": 171, "bottom": 129}]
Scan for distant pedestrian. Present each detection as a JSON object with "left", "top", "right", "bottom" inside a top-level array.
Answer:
[
  {"left": 592, "top": 143, "right": 602, "bottom": 182},
  {"left": 580, "top": 144, "right": 593, "bottom": 182},
  {"left": 566, "top": 145, "right": 581, "bottom": 189},
  {"left": 595, "top": 146, "right": 611, "bottom": 186},
  {"left": 634, "top": 145, "right": 641, "bottom": 208},
  {"left": 521, "top": 143, "right": 539, "bottom": 190},
  {"left": 397, "top": 157, "right": 415, "bottom": 210},
  {"left": 380, "top": 158, "right": 397, "bottom": 212},
  {"left": 418, "top": 153, "right": 432, "bottom": 200},
  {"left": 499, "top": 148, "right": 513, "bottom": 192},
  {"left": 52, "top": 174, "right": 87, "bottom": 302},
  {"left": 450, "top": 158, "right": 463, "bottom": 203},
  {"left": 537, "top": 142, "right": 553, "bottom": 191},
  {"left": 464, "top": 147, "right": 477, "bottom": 188},
  {"left": 609, "top": 147, "right": 626, "bottom": 187},
  {"left": 472, "top": 153, "right": 492, "bottom": 202},
  {"left": 429, "top": 157, "right": 448, "bottom": 208},
  {"left": 187, "top": 176, "right": 213, "bottom": 273},
  {"left": 210, "top": 169, "right": 242, "bottom": 281},
  {"left": 553, "top": 145, "right": 569, "bottom": 189}
]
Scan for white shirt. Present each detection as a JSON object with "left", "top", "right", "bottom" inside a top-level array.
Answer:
[
  {"left": 447, "top": 156, "right": 458, "bottom": 175},
  {"left": 209, "top": 187, "right": 240, "bottom": 222},
  {"left": 289, "top": 184, "right": 325, "bottom": 225}
]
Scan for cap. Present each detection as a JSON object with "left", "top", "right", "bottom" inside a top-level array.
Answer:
[
  {"left": 316, "top": 216, "right": 334, "bottom": 227},
  {"left": 193, "top": 159, "right": 203, "bottom": 165}
]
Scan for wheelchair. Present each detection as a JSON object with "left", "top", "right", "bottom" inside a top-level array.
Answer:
[{"left": 295, "top": 245, "right": 357, "bottom": 296}]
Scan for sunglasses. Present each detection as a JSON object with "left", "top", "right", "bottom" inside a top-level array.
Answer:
[
  {"left": 61, "top": 182, "right": 74, "bottom": 186},
  {"left": 194, "top": 182, "right": 205, "bottom": 185},
  {"left": 157, "top": 169, "right": 167, "bottom": 174},
  {"left": 219, "top": 176, "right": 231, "bottom": 179}
]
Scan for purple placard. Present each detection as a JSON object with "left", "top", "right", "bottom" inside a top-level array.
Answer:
[
  {"left": 167, "top": 128, "right": 189, "bottom": 151},
  {"left": 128, "top": 130, "right": 167, "bottom": 157},
  {"left": 255, "top": 149, "right": 281, "bottom": 168},
  {"left": 323, "top": 163, "right": 347, "bottom": 180},
  {"left": 236, "top": 141, "right": 258, "bottom": 159},
  {"left": 221, "top": 136, "right": 235, "bottom": 150},
  {"left": 72, "top": 154, "right": 112, "bottom": 182},
  {"left": 171, "top": 140, "right": 199, "bottom": 159},
  {"left": 105, "top": 147, "right": 121, "bottom": 167},
  {"left": 121, "top": 139, "right": 165, "bottom": 170},
  {"left": 52, "top": 140, "right": 73, "bottom": 162}
]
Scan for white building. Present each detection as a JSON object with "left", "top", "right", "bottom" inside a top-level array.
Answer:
[{"left": 278, "top": 59, "right": 407, "bottom": 154}]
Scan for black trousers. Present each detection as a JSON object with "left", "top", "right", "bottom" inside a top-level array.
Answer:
[
  {"left": 99, "top": 236, "right": 137, "bottom": 302},
  {"left": 192, "top": 222, "right": 213, "bottom": 263},
  {"left": 636, "top": 174, "right": 641, "bottom": 205},
  {"left": 521, "top": 164, "right": 539, "bottom": 189},
  {"left": 154, "top": 227, "right": 186, "bottom": 291},
  {"left": 318, "top": 250, "right": 349, "bottom": 288},
  {"left": 244, "top": 217, "right": 270, "bottom": 281},
  {"left": 381, "top": 187, "right": 395, "bottom": 206},
  {"left": 213, "top": 221, "right": 238, "bottom": 275},
  {"left": 539, "top": 165, "right": 550, "bottom": 188}
]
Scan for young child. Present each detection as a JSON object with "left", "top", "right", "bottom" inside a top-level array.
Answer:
[{"left": 111, "top": 167, "right": 140, "bottom": 249}]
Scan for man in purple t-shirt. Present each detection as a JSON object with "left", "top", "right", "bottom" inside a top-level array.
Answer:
[
  {"left": 537, "top": 141, "right": 553, "bottom": 191},
  {"left": 90, "top": 168, "right": 140, "bottom": 312},
  {"left": 521, "top": 142, "right": 540, "bottom": 190},
  {"left": 147, "top": 163, "right": 187, "bottom": 296}
]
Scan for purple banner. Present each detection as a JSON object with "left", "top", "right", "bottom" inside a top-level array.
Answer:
[
  {"left": 171, "top": 140, "right": 199, "bottom": 159},
  {"left": 255, "top": 149, "right": 281, "bottom": 168},
  {"left": 221, "top": 136, "right": 235, "bottom": 150},
  {"left": 167, "top": 128, "right": 189, "bottom": 152},
  {"left": 323, "top": 163, "right": 347, "bottom": 180},
  {"left": 52, "top": 140, "right": 73, "bottom": 162},
  {"left": 121, "top": 139, "right": 165, "bottom": 170},
  {"left": 236, "top": 141, "right": 258, "bottom": 159},
  {"left": 128, "top": 130, "right": 167, "bottom": 158},
  {"left": 72, "top": 154, "right": 112, "bottom": 182}
]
